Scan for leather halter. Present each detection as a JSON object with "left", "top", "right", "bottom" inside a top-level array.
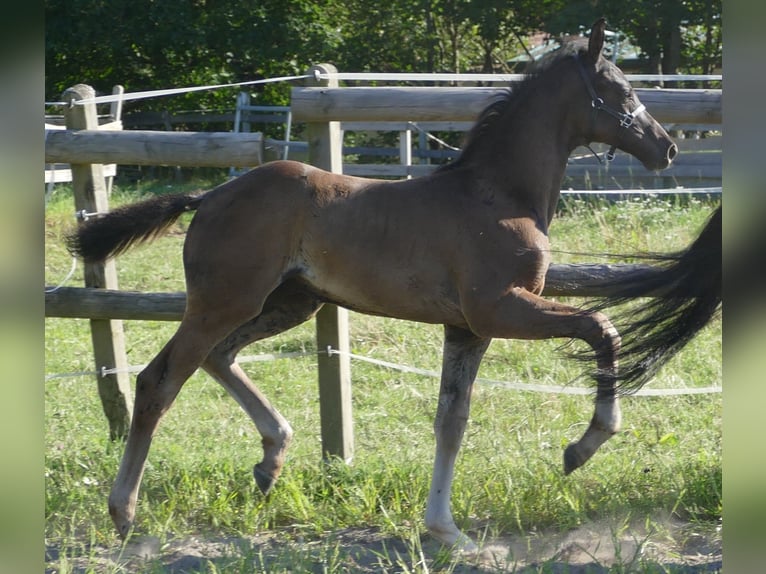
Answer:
[{"left": 575, "top": 54, "right": 646, "bottom": 162}]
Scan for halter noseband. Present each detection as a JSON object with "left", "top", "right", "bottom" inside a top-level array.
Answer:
[{"left": 575, "top": 54, "right": 646, "bottom": 162}]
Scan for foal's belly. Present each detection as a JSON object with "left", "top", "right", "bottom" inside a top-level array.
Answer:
[{"left": 297, "top": 261, "right": 467, "bottom": 327}]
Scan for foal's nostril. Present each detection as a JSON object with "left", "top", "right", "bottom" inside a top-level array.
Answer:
[{"left": 667, "top": 143, "right": 679, "bottom": 163}]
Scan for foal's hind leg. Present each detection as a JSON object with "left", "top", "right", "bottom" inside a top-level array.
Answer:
[
  {"left": 425, "top": 326, "right": 490, "bottom": 553},
  {"left": 108, "top": 307, "right": 259, "bottom": 538},
  {"left": 201, "top": 282, "right": 323, "bottom": 496}
]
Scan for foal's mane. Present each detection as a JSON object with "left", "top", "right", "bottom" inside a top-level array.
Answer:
[{"left": 437, "top": 39, "right": 589, "bottom": 172}]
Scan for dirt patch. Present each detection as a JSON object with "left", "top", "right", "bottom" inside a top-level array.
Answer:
[{"left": 45, "top": 518, "right": 721, "bottom": 573}]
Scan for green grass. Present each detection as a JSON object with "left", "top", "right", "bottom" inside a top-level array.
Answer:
[{"left": 45, "top": 181, "right": 721, "bottom": 572}]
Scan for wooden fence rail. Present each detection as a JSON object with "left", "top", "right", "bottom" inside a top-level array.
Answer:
[
  {"left": 45, "top": 130, "right": 263, "bottom": 168},
  {"left": 44, "top": 264, "right": 667, "bottom": 322},
  {"left": 291, "top": 87, "right": 721, "bottom": 124}
]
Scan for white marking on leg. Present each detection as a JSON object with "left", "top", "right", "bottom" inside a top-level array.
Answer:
[
  {"left": 564, "top": 397, "right": 622, "bottom": 474},
  {"left": 422, "top": 327, "right": 489, "bottom": 553},
  {"left": 425, "top": 445, "right": 478, "bottom": 553}
]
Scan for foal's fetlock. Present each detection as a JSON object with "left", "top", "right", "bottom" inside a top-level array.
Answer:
[
  {"left": 253, "top": 428, "right": 292, "bottom": 496},
  {"left": 563, "top": 399, "right": 621, "bottom": 475}
]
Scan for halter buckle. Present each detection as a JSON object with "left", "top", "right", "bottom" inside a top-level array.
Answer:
[
  {"left": 619, "top": 114, "right": 634, "bottom": 129},
  {"left": 620, "top": 103, "right": 646, "bottom": 128}
]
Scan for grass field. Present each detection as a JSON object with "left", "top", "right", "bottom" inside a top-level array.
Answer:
[{"left": 45, "top": 179, "right": 722, "bottom": 573}]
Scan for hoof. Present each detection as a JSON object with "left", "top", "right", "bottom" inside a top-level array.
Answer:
[
  {"left": 426, "top": 521, "right": 478, "bottom": 555},
  {"left": 451, "top": 533, "right": 479, "bottom": 555},
  {"left": 563, "top": 443, "right": 584, "bottom": 475},
  {"left": 115, "top": 522, "right": 133, "bottom": 541},
  {"left": 108, "top": 504, "right": 135, "bottom": 540},
  {"left": 253, "top": 464, "right": 277, "bottom": 496}
]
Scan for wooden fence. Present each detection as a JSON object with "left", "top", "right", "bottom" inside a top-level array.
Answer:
[
  {"left": 293, "top": 83, "right": 721, "bottom": 189},
  {"left": 45, "top": 85, "right": 125, "bottom": 196},
  {"left": 45, "top": 84, "right": 265, "bottom": 440},
  {"left": 123, "top": 93, "right": 722, "bottom": 190},
  {"left": 45, "top": 67, "right": 722, "bottom": 456}
]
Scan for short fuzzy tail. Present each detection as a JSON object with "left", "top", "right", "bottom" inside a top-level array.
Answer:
[
  {"left": 65, "top": 191, "right": 206, "bottom": 263},
  {"left": 574, "top": 205, "right": 722, "bottom": 393}
]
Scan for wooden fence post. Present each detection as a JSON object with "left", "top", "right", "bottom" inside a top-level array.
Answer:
[
  {"left": 305, "top": 65, "right": 354, "bottom": 462},
  {"left": 63, "top": 84, "right": 133, "bottom": 440}
]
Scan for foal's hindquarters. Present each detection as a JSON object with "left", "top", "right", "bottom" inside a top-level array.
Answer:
[{"left": 106, "top": 177, "right": 328, "bottom": 538}]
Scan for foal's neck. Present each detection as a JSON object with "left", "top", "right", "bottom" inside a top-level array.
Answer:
[{"left": 490, "top": 75, "right": 582, "bottom": 226}]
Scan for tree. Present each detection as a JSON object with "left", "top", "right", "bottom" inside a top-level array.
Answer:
[
  {"left": 539, "top": 0, "right": 722, "bottom": 75},
  {"left": 46, "top": 0, "right": 721, "bottom": 116},
  {"left": 46, "top": 0, "right": 345, "bottom": 111},
  {"left": 331, "top": 0, "right": 432, "bottom": 73},
  {"left": 461, "top": 0, "right": 560, "bottom": 73}
]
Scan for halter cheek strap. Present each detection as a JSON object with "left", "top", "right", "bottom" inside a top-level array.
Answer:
[{"left": 575, "top": 54, "right": 647, "bottom": 163}]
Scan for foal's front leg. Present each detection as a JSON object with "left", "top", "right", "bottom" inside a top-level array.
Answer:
[
  {"left": 425, "top": 326, "right": 490, "bottom": 553},
  {"left": 563, "top": 317, "right": 622, "bottom": 474},
  {"left": 463, "top": 286, "right": 622, "bottom": 475}
]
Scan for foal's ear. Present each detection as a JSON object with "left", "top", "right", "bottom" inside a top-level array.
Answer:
[{"left": 588, "top": 17, "right": 607, "bottom": 62}]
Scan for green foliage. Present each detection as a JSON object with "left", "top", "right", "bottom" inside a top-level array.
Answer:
[
  {"left": 45, "top": 0, "right": 346, "bottom": 109},
  {"left": 542, "top": 0, "right": 722, "bottom": 74},
  {"left": 45, "top": 0, "right": 721, "bottom": 116}
]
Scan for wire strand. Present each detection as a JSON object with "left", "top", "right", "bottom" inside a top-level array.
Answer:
[
  {"left": 45, "top": 257, "right": 78, "bottom": 293},
  {"left": 45, "top": 346, "right": 721, "bottom": 396},
  {"left": 44, "top": 72, "right": 722, "bottom": 108}
]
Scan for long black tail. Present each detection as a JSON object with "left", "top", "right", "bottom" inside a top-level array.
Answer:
[
  {"left": 66, "top": 191, "right": 207, "bottom": 263},
  {"left": 578, "top": 205, "right": 722, "bottom": 393}
]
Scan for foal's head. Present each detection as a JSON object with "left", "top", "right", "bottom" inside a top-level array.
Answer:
[
  {"left": 567, "top": 18, "right": 678, "bottom": 170},
  {"left": 446, "top": 19, "right": 677, "bottom": 175}
]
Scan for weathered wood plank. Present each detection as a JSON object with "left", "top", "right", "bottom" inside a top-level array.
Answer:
[
  {"left": 45, "top": 130, "right": 264, "bottom": 167},
  {"left": 291, "top": 87, "right": 721, "bottom": 125},
  {"left": 44, "top": 264, "right": 673, "bottom": 322},
  {"left": 45, "top": 288, "right": 186, "bottom": 320}
]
